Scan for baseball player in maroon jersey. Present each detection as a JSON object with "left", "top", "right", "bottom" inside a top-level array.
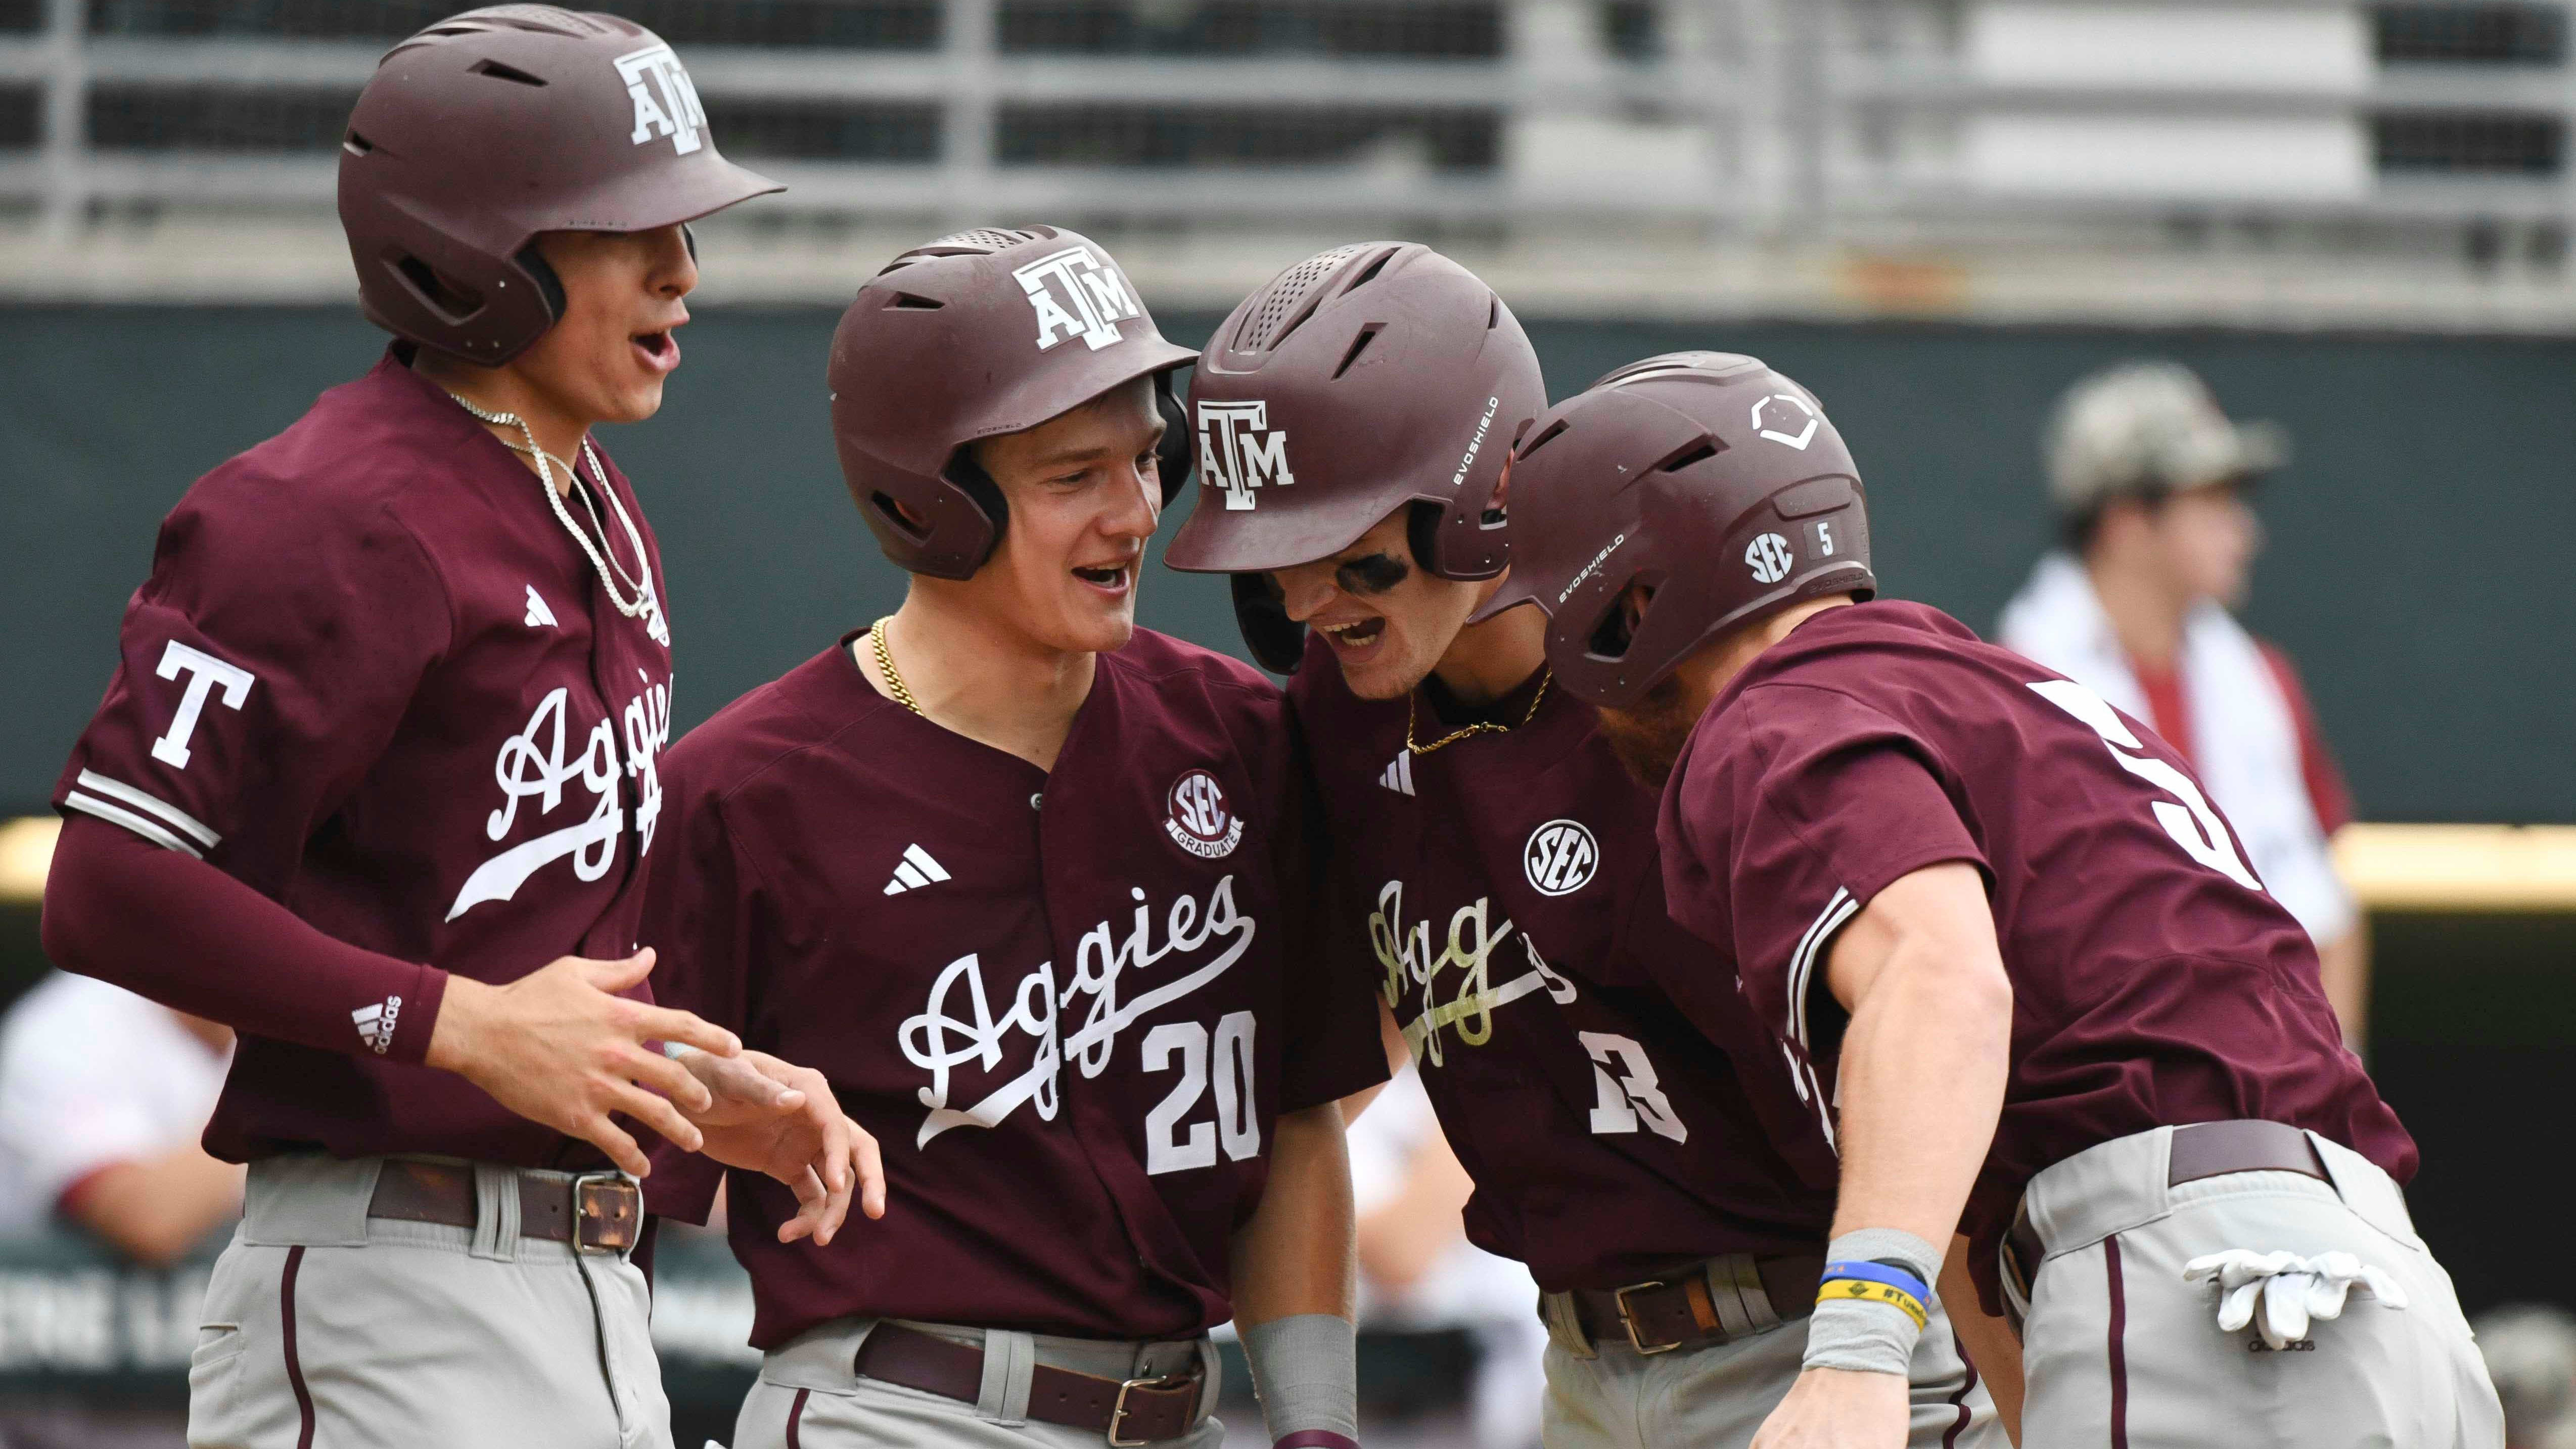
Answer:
[
  {"left": 38, "top": 11, "right": 879, "bottom": 1447},
  {"left": 1487, "top": 350, "right": 2501, "bottom": 1448},
  {"left": 637, "top": 227, "right": 1389, "bottom": 1449},
  {"left": 1161, "top": 245, "right": 1999, "bottom": 1449}
]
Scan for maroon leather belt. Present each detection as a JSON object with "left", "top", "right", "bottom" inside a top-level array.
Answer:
[
  {"left": 366, "top": 1159, "right": 641, "bottom": 1253},
  {"left": 1562, "top": 1254, "right": 1826, "bottom": 1355},
  {"left": 2004, "top": 1120, "right": 2330, "bottom": 1324},
  {"left": 853, "top": 1322, "right": 1205, "bottom": 1446}
]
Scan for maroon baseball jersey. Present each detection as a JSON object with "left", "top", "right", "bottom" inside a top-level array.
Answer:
[
  {"left": 1290, "top": 634, "right": 1838, "bottom": 1293},
  {"left": 639, "top": 629, "right": 1388, "bottom": 1347},
  {"left": 1655, "top": 601, "right": 2415, "bottom": 1312},
  {"left": 52, "top": 347, "right": 673, "bottom": 1166}
]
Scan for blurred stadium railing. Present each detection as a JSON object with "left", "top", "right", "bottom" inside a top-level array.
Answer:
[{"left": 1, "top": 1, "right": 2573, "bottom": 326}]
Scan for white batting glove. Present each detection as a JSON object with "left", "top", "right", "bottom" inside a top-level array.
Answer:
[{"left": 2183, "top": 1249, "right": 2411, "bottom": 1349}]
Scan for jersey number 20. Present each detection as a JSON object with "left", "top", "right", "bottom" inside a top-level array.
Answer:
[{"left": 1143, "top": 1013, "right": 1261, "bottom": 1174}]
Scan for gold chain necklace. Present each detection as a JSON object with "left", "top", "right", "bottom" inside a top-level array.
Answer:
[
  {"left": 868, "top": 616, "right": 925, "bottom": 716},
  {"left": 1406, "top": 669, "right": 1551, "bottom": 756}
]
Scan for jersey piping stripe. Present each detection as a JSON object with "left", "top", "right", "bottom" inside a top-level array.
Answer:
[
  {"left": 1786, "top": 887, "right": 1857, "bottom": 1049},
  {"left": 1801, "top": 1057, "right": 1838, "bottom": 1155},
  {"left": 72, "top": 769, "right": 219, "bottom": 848},
  {"left": 282, "top": 1244, "right": 316, "bottom": 1449},
  {"left": 785, "top": 1386, "right": 810, "bottom": 1449},
  {"left": 2105, "top": 1234, "right": 2131, "bottom": 1449},
  {"left": 62, "top": 791, "right": 204, "bottom": 858},
  {"left": 1939, "top": 1325, "right": 1980, "bottom": 1447}
]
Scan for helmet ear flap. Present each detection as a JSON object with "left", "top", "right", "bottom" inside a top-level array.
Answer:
[
  {"left": 1405, "top": 501, "right": 1446, "bottom": 577},
  {"left": 1229, "top": 572, "right": 1308, "bottom": 674},
  {"left": 510, "top": 242, "right": 567, "bottom": 325},
  {"left": 941, "top": 445, "right": 1012, "bottom": 575},
  {"left": 1154, "top": 371, "right": 1194, "bottom": 506}
]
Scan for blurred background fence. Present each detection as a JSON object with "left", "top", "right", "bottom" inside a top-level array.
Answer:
[{"left": 5, "top": 0, "right": 2576, "bottom": 326}]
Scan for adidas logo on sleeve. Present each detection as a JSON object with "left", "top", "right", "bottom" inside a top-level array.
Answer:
[
  {"left": 352, "top": 995, "right": 402, "bottom": 1055},
  {"left": 883, "top": 843, "right": 952, "bottom": 895}
]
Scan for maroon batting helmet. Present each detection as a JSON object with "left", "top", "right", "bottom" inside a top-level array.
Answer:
[
  {"left": 1477, "top": 351, "right": 1876, "bottom": 708},
  {"left": 1163, "top": 243, "right": 1544, "bottom": 670},
  {"left": 338, "top": 6, "right": 780, "bottom": 366},
  {"left": 827, "top": 227, "right": 1198, "bottom": 579}
]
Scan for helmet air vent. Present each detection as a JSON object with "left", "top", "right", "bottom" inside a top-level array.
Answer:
[
  {"left": 391, "top": 254, "right": 485, "bottom": 323},
  {"left": 1233, "top": 242, "right": 1371, "bottom": 351},
  {"left": 1658, "top": 441, "right": 1720, "bottom": 473},
  {"left": 1330, "top": 324, "right": 1383, "bottom": 380},
  {"left": 469, "top": 58, "right": 548, "bottom": 86}
]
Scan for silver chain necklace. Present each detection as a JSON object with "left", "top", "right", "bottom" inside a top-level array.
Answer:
[
  {"left": 444, "top": 392, "right": 668, "bottom": 645},
  {"left": 495, "top": 436, "right": 654, "bottom": 601}
]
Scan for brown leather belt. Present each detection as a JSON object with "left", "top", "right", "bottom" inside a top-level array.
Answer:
[
  {"left": 1562, "top": 1254, "right": 1826, "bottom": 1355},
  {"left": 366, "top": 1159, "right": 641, "bottom": 1252},
  {"left": 853, "top": 1322, "right": 1205, "bottom": 1446},
  {"left": 2005, "top": 1120, "right": 2330, "bottom": 1314}
]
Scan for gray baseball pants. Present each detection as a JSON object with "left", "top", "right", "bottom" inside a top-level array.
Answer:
[
  {"left": 2014, "top": 1124, "right": 2503, "bottom": 1448},
  {"left": 187, "top": 1155, "right": 671, "bottom": 1449},
  {"left": 733, "top": 1319, "right": 1225, "bottom": 1448},
  {"left": 1538, "top": 1273, "right": 2003, "bottom": 1448}
]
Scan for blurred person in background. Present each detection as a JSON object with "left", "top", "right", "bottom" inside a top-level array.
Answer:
[
  {"left": 1347, "top": 1025, "right": 1546, "bottom": 1449},
  {"left": 1998, "top": 360, "right": 2370, "bottom": 1046},
  {"left": 0, "top": 972, "right": 239, "bottom": 1266},
  {"left": 2476, "top": 1304, "right": 2576, "bottom": 1449}
]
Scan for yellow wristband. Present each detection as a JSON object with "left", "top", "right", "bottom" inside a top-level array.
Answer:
[{"left": 1816, "top": 1277, "right": 1930, "bottom": 1331}]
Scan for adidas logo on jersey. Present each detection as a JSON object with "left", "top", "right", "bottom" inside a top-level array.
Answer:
[
  {"left": 883, "top": 843, "right": 951, "bottom": 895},
  {"left": 524, "top": 585, "right": 559, "bottom": 629},
  {"left": 1378, "top": 751, "right": 1416, "bottom": 796},
  {"left": 351, "top": 995, "right": 402, "bottom": 1056}
]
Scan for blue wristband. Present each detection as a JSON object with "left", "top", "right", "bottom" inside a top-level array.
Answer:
[{"left": 1821, "top": 1259, "right": 1931, "bottom": 1302}]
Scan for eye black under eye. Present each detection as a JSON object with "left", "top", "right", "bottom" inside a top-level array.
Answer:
[{"left": 1335, "top": 554, "right": 1411, "bottom": 596}]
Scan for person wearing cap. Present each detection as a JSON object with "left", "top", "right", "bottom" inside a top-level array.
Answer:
[
  {"left": 1998, "top": 361, "right": 2369, "bottom": 1046},
  {"left": 37, "top": 10, "right": 878, "bottom": 1446},
  {"left": 1489, "top": 351, "right": 2494, "bottom": 1449},
  {"left": 1164, "top": 249, "right": 2000, "bottom": 1449},
  {"left": 636, "top": 227, "right": 1388, "bottom": 1449}
]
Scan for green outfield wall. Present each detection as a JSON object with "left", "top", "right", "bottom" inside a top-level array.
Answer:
[{"left": 3, "top": 304, "right": 2568, "bottom": 822}]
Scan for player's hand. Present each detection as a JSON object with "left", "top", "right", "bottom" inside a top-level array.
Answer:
[
  {"left": 673, "top": 1048, "right": 886, "bottom": 1245},
  {"left": 424, "top": 949, "right": 740, "bottom": 1178},
  {"left": 1749, "top": 1367, "right": 1910, "bottom": 1449}
]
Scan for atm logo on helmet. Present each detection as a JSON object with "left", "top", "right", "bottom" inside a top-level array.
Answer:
[
  {"left": 1014, "top": 245, "right": 1141, "bottom": 352},
  {"left": 1197, "top": 400, "right": 1295, "bottom": 511},
  {"left": 615, "top": 44, "right": 707, "bottom": 156}
]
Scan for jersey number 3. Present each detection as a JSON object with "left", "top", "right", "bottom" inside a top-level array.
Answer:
[
  {"left": 1143, "top": 1013, "right": 1261, "bottom": 1175},
  {"left": 2029, "top": 680, "right": 2263, "bottom": 891}
]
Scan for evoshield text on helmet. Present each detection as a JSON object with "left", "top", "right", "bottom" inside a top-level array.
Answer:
[
  {"left": 1164, "top": 243, "right": 1545, "bottom": 671},
  {"left": 338, "top": 6, "right": 781, "bottom": 367},
  {"left": 827, "top": 227, "right": 1197, "bottom": 580},
  {"left": 1479, "top": 352, "right": 1876, "bottom": 709}
]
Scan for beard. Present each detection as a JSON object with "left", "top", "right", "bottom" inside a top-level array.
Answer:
[{"left": 1594, "top": 672, "right": 1704, "bottom": 789}]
